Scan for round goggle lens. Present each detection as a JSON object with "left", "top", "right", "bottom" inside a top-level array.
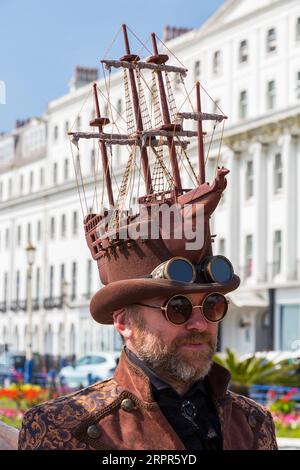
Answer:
[
  {"left": 202, "top": 293, "right": 228, "bottom": 322},
  {"left": 168, "top": 259, "right": 195, "bottom": 283},
  {"left": 165, "top": 295, "right": 193, "bottom": 324},
  {"left": 206, "top": 256, "right": 233, "bottom": 283}
]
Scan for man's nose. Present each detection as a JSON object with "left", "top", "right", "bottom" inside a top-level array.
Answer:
[{"left": 185, "top": 307, "right": 209, "bottom": 331}]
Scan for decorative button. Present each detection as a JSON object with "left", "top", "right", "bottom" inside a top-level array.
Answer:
[
  {"left": 87, "top": 424, "right": 101, "bottom": 439},
  {"left": 121, "top": 398, "right": 135, "bottom": 412},
  {"left": 248, "top": 415, "right": 257, "bottom": 428}
]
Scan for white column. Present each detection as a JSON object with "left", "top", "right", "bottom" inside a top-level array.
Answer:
[
  {"left": 226, "top": 147, "right": 240, "bottom": 273},
  {"left": 280, "top": 133, "right": 297, "bottom": 281},
  {"left": 252, "top": 142, "right": 268, "bottom": 283}
]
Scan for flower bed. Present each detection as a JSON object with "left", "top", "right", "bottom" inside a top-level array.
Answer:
[
  {"left": 269, "top": 388, "right": 300, "bottom": 438},
  {"left": 0, "top": 384, "right": 65, "bottom": 428}
]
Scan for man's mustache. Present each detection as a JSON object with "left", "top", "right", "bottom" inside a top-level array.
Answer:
[{"left": 173, "top": 331, "right": 214, "bottom": 347}]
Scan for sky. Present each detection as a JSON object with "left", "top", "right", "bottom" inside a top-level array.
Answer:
[{"left": 0, "top": 0, "right": 225, "bottom": 134}]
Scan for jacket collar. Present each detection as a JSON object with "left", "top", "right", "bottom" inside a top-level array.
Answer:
[{"left": 114, "top": 347, "right": 231, "bottom": 403}]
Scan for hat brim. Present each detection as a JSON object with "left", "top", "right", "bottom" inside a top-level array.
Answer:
[{"left": 90, "top": 275, "right": 240, "bottom": 324}]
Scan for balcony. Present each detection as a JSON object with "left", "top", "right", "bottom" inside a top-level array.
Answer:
[
  {"left": 10, "top": 300, "right": 27, "bottom": 312},
  {"left": 43, "top": 296, "right": 63, "bottom": 310}
]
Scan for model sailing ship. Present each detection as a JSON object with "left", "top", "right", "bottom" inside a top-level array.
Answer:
[{"left": 69, "top": 24, "right": 234, "bottom": 289}]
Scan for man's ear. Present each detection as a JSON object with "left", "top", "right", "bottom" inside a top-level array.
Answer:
[{"left": 113, "top": 309, "right": 133, "bottom": 341}]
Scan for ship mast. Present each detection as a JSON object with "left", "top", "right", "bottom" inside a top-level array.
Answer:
[
  {"left": 91, "top": 83, "right": 114, "bottom": 207},
  {"left": 149, "top": 33, "right": 182, "bottom": 193},
  {"left": 196, "top": 81, "right": 205, "bottom": 184},
  {"left": 121, "top": 24, "right": 153, "bottom": 195}
]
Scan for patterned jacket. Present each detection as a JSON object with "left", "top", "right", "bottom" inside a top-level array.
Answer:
[{"left": 18, "top": 350, "right": 278, "bottom": 450}]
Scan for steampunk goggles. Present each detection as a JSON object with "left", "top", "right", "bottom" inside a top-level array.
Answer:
[
  {"left": 135, "top": 292, "right": 229, "bottom": 325},
  {"left": 149, "top": 255, "right": 234, "bottom": 284}
]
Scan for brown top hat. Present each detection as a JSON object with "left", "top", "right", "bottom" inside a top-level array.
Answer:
[{"left": 71, "top": 26, "right": 240, "bottom": 324}]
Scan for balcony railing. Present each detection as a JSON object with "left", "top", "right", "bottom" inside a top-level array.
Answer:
[
  {"left": 43, "top": 296, "right": 63, "bottom": 310},
  {"left": 10, "top": 300, "right": 27, "bottom": 312}
]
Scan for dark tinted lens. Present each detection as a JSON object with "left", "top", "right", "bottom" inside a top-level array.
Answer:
[
  {"left": 202, "top": 293, "right": 228, "bottom": 322},
  {"left": 209, "top": 256, "right": 233, "bottom": 283},
  {"left": 166, "top": 296, "right": 193, "bottom": 324},
  {"left": 168, "top": 259, "right": 194, "bottom": 283}
]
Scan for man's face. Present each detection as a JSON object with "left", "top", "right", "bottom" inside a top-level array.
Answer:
[{"left": 126, "top": 292, "right": 219, "bottom": 385}]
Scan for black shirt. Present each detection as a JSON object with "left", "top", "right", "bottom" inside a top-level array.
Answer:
[{"left": 125, "top": 347, "right": 222, "bottom": 450}]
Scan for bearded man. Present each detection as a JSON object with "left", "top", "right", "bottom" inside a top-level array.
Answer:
[{"left": 19, "top": 282, "right": 277, "bottom": 450}]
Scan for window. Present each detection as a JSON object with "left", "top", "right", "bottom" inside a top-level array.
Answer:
[
  {"left": 71, "top": 262, "right": 77, "bottom": 301},
  {"left": 239, "top": 40, "right": 248, "bottom": 64},
  {"left": 3, "top": 272, "right": 8, "bottom": 304},
  {"left": 219, "top": 238, "right": 226, "bottom": 256},
  {"left": 65, "top": 121, "right": 69, "bottom": 136},
  {"left": 8, "top": 178, "right": 12, "bottom": 198},
  {"left": 267, "top": 28, "right": 277, "bottom": 53},
  {"left": 296, "top": 71, "right": 300, "bottom": 100},
  {"left": 53, "top": 162, "right": 58, "bottom": 185},
  {"left": 194, "top": 60, "right": 201, "bottom": 79},
  {"left": 16, "top": 271, "right": 20, "bottom": 302},
  {"left": 245, "top": 235, "right": 253, "bottom": 278},
  {"left": 266, "top": 80, "right": 276, "bottom": 110},
  {"left": 273, "top": 230, "right": 282, "bottom": 276},
  {"left": 60, "top": 264, "right": 65, "bottom": 296},
  {"left": 61, "top": 214, "right": 66, "bottom": 238},
  {"left": 116, "top": 99, "right": 122, "bottom": 116},
  {"left": 296, "top": 17, "right": 300, "bottom": 42},
  {"left": 49, "top": 266, "right": 54, "bottom": 299},
  {"left": 274, "top": 153, "right": 283, "bottom": 193},
  {"left": 64, "top": 159, "right": 69, "bottom": 181},
  {"left": 5, "top": 228, "right": 9, "bottom": 249},
  {"left": 239, "top": 90, "right": 248, "bottom": 119},
  {"left": 54, "top": 125, "right": 59, "bottom": 141},
  {"left": 280, "top": 305, "right": 300, "bottom": 350},
  {"left": 90, "top": 149, "right": 95, "bottom": 173},
  {"left": 50, "top": 217, "right": 55, "bottom": 239},
  {"left": 29, "top": 171, "right": 34, "bottom": 191},
  {"left": 37, "top": 220, "right": 41, "bottom": 242},
  {"left": 213, "top": 99, "right": 220, "bottom": 114},
  {"left": 20, "top": 175, "right": 24, "bottom": 195},
  {"left": 213, "top": 50, "right": 221, "bottom": 75},
  {"left": 86, "top": 260, "right": 92, "bottom": 298},
  {"left": 0, "top": 181, "right": 3, "bottom": 201},
  {"left": 40, "top": 168, "right": 44, "bottom": 187},
  {"left": 17, "top": 225, "right": 22, "bottom": 246},
  {"left": 246, "top": 160, "right": 254, "bottom": 199},
  {"left": 72, "top": 211, "right": 78, "bottom": 236},
  {"left": 36, "top": 267, "right": 40, "bottom": 300},
  {"left": 27, "top": 223, "right": 31, "bottom": 244}
]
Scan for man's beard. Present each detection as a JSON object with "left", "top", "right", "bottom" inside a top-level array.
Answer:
[{"left": 130, "top": 314, "right": 217, "bottom": 385}]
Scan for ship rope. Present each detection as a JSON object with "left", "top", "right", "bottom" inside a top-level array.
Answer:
[
  {"left": 69, "top": 141, "right": 87, "bottom": 218},
  {"left": 215, "top": 119, "right": 226, "bottom": 177},
  {"left": 151, "top": 144, "right": 173, "bottom": 194},
  {"left": 123, "top": 69, "right": 136, "bottom": 136},
  {"left": 91, "top": 139, "right": 99, "bottom": 213},
  {"left": 151, "top": 71, "right": 163, "bottom": 129},
  {"left": 108, "top": 144, "right": 137, "bottom": 234},
  {"left": 175, "top": 137, "right": 198, "bottom": 186},
  {"left": 205, "top": 121, "right": 217, "bottom": 166},
  {"left": 136, "top": 68, "right": 152, "bottom": 130},
  {"left": 165, "top": 71, "right": 178, "bottom": 123}
]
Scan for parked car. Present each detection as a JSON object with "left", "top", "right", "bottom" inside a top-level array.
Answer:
[{"left": 57, "top": 352, "right": 120, "bottom": 389}]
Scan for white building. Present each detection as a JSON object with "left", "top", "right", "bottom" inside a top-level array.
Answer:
[{"left": 0, "top": 0, "right": 300, "bottom": 358}]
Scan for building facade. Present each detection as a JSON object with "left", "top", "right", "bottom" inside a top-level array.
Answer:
[{"left": 0, "top": 0, "right": 300, "bottom": 358}]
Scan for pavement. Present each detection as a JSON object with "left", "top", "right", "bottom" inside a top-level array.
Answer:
[{"left": 277, "top": 438, "right": 300, "bottom": 450}]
